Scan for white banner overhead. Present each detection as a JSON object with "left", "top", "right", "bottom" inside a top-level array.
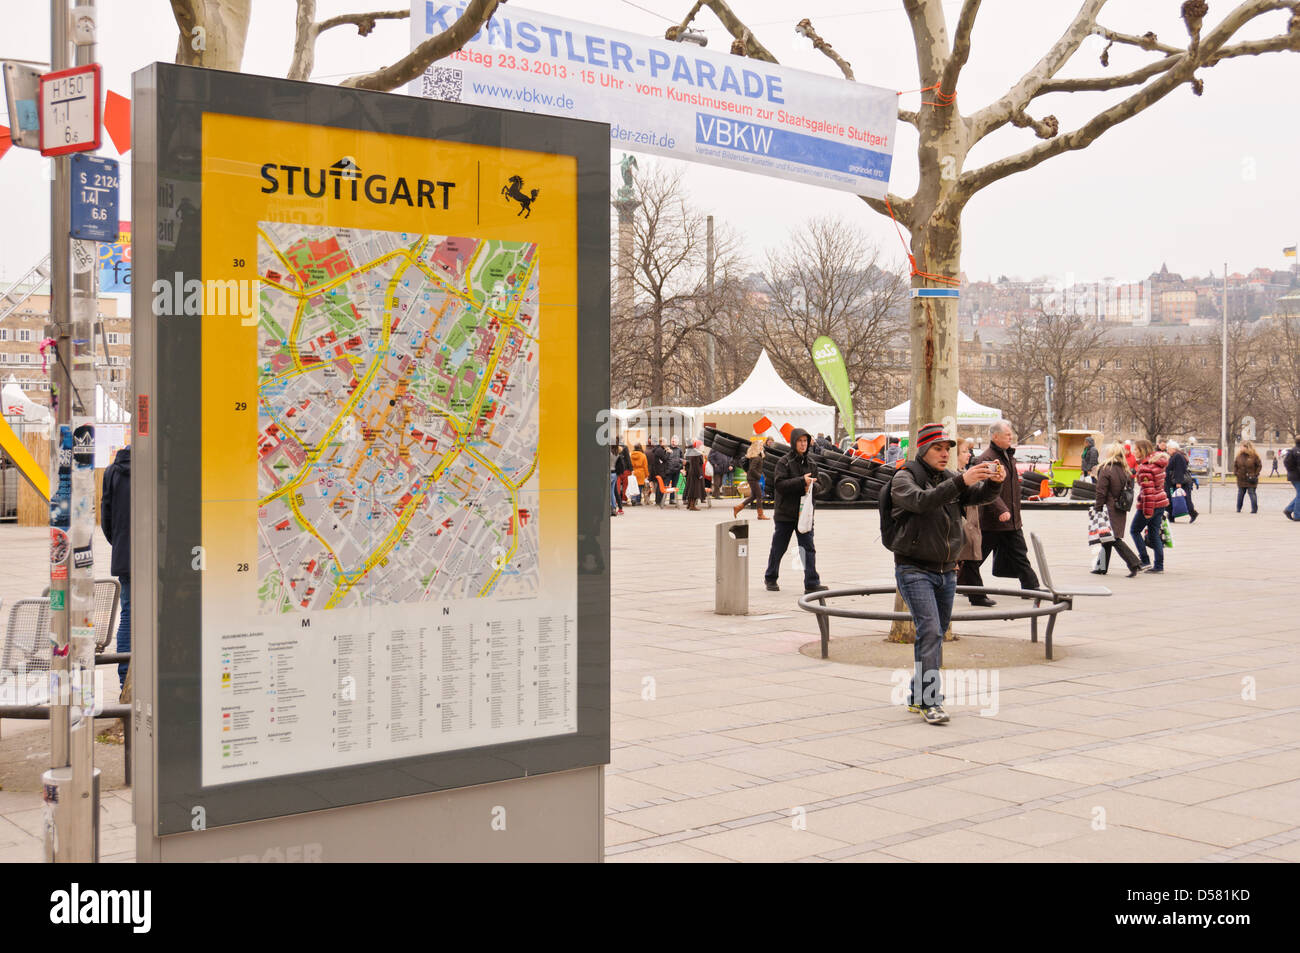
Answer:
[{"left": 411, "top": 3, "right": 898, "bottom": 196}]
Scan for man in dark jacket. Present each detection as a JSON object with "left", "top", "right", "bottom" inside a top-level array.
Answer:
[
  {"left": 1080, "top": 435, "right": 1098, "bottom": 477},
  {"left": 763, "top": 428, "right": 824, "bottom": 594},
  {"left": 975, "top": 420, "right": 1040, "bottom": 591},
  {"left": 890, "top": 422, "right": 1002, "bottom": 724},
  {"left": 1283, "top": 437, "right": 1300, "bottom": 521},
  {"left": 663, "top": 436, "right": 684, "bottom": 505},
  {"left": 708, "top": 446, "right": 731, "bottom": 499},
  {"left": 649, "top": 438, "right": 668, "bottom": 506},
  {"left": 100, "top": 445, "right": 131, "bottom": 687},
  {"left": 1164, "top": 440, "right": 1197, "bottom": 523}
]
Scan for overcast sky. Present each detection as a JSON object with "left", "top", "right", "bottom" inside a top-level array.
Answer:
[{"left": 2, "top": 0, "right": 1297, "bottom": 287}]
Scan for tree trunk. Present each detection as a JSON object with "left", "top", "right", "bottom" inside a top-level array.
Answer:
[
  {"left": 888, "top": 216, "right": 963, "bottom": 644},
  {"left": 173, "top": 0, "right": 252, "bottom": 72}
]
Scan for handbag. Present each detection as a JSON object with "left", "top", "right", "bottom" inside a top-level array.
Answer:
[
  {"left": 1160, "top": 513, "right": 1174, "bottom": 549},
  {"left": 1118, "top": 477, "right": 1135, "bottom": 513},
  {"left": 1087, "top": 505, "right": 1114, "bottom": 545},
  {"left": 1091, "top": 545, "right": 1107, "bottom": 572}
]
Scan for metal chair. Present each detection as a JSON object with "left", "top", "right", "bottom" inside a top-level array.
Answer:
[
  {"left": 42, "top": 578, "right": 120, "bottom": 652},
  {"left": 1, "top": 598, "right": 52, "bottom": 674}
]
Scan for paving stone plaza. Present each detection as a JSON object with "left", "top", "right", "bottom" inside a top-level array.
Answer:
[{"left": 1, "top": 483, "right": 1297, "bottom": 862}]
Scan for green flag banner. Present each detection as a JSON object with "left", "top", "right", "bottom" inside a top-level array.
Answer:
[{"left": 812, "top": 336, "right": 854, "bottom": 439}]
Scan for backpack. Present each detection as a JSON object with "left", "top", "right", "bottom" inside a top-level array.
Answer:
[
  {"left": 1118, "top": 474, "right": 1135, "bottom": 512},
  {"left": 878, "top": 461, "right": 929, "bottom": 551}
]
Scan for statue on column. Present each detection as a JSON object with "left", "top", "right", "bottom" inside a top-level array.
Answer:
[{"left": 617, "top": 154, "right": 638, "bottom": 202}]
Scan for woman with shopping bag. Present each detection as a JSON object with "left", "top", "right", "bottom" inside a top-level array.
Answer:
[
  {"left": 1129, "top": 439, "right": 1170, "bottom": 573},
  {"left": 1091, "top": 442, "right": 1143, "bottom": 577}
]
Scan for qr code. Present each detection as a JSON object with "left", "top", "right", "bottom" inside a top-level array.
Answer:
[{"left": 422, "top": 66, "right": 463, "bottom": 102}]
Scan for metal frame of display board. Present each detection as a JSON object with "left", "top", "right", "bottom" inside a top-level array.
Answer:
[{"left": 131, "top": 63, "right": 610, "bottom": 861}]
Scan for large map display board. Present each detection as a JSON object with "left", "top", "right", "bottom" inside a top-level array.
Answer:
[{"left": 133, "top": 65, "right": 609, "bottom": 835}]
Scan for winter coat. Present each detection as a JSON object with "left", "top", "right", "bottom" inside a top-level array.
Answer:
[
  {"left": 630, "top": 450, "right": 649, "bottom": 483},
  {"left": 664, "top": 446, "right": 684, "bottom": 477},
  {"left": 744, "top": 450, "right": 764, "bottom": 489},
  {"left": 649, "top": 444, "right": 667, "bottom": 477},
  {"left": 1285, "top": 446, "right": 1300, "bottom": 482},
  {"left": 771, "top": 428, "right": 818, "bottom": 523},
  {"left": 1136, "top": 452, "right": 1170, "bottom": 518},
  {"left": 891, "top": 459, "right": 1000, "bottom": 573},
  {"left": 1080, "top": 440, "right": 1099, "bottom": 476},
  {"left": 1165, "top": 449, "right": 1191, "bottom": 488},
  {"left": 975, "top": 443, "right": 1023, "bottom": 533},
  {"left": 1233, "top": 452, "right": 1261, "bottom": 489},
  {"left": 1093, "top": 461, "right": 1132, "bottom": 536},
  {"left": 707, "top": 448, "right": 731, "bottom": 481},
  {"left": 100, "top": 446, "right": 131, "bottom": 579}
]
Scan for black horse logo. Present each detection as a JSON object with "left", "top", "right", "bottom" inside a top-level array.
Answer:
[{"left": 501, "top": 175, "right": 539, "bottom": 218}]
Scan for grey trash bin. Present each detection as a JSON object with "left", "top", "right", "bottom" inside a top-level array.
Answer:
[{"left": 715, "top": 519, "right": 749, "bottom": 615}]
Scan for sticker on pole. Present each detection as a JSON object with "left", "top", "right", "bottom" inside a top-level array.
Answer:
[
  {"left": 39, "top": 63, "right": 101, "bottom": 156},
  {"left": 50, "top": 528, "right": 70, "bottom": 579}
]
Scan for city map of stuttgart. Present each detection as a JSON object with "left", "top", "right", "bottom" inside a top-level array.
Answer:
[{"left": 255, "top": 222, "right": 540, "bottom": 613}]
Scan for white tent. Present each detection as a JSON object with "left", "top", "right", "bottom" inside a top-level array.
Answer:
[
  {"left": 884, "top": 391, "right": 1003, "bottom": 428},
  {"left": 697, "top": 349, "right": 835, "bottom": 440},
  {"left": 2, "top": 375, "right": 52, "bottom": 424}
]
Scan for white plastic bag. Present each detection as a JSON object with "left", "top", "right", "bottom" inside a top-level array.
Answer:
[{"left": 797, "top": 481, "right": 815, "bottom": 534}]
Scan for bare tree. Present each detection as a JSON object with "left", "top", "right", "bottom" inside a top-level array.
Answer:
[
  {"left": 1256, "top": 317, "right": 1300, "bottom": 440},
  {"left": 168, "top": 0, "right": 504, "bottom": 89},
  {"left": 1113, "top": 341, "right": 1214, "bottom": 439},
  {"left": 968, "top": 312, "right": 1111, "bottom": 438},
  {"left": 1200, "top": 322, "right": 1271, "bottom": 456},
  {"left": 755, "top": 218, "right": 909, "bottom": 430},
  {"left": 612, "top": 165, "right": 747, "bottom": 406},
  {"left": 673, "top": 0, "right": 1300, "bottom": 443}
]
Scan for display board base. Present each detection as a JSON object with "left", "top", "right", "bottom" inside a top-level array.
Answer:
[{"left": 139, "top": 765, "right": 603, "bottom": 863}]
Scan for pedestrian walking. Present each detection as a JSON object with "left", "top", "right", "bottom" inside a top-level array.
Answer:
[
  {"left": 683, "top": 440, "right": 707, "bottom": 510},
  {"left": 1129, "top": 439, "right": 1169, "bottom": 572},
  {"left": 1164, "top": 439, "right": 1198, "bottom": 523},
  {"left": 954, "top": 438, "right": 996, "bottom": 607},
  {"left": 763, "top": 429, "right": 824, "bottom": 594},
  {"left": 1283, "top": 437, "right": 1300, "bottom": 521},
  {"left": 1234, "top": 441, "right": 1262, "bottom": 514},
  {"left": 609, "top": 446, "right": 623, "bottom": 516},
  {"left": 708, "top": 444, "right": 731, "bottom": 499},
  {"left": 1268, "top": 450, "right": 1280, "bottom": 477},
  {"left": 884, "top": 437, "right": 902, "bottom": 465},
  {"left": 1080, "top": 435, "right": 1099, "bottom": 477},
  {"left": 733, "top": 438, "right": 768, "bottom": 519},
  {"left": 664, "top": 436, "right": 684, "bottom": 505},
  {"left": 1091, "top": 443, "right": 1143, "bottom": 577},
  {"left": 1124, "top": 441, "right": 1137, "bottom": 471},
  {"left": 650, "top": 437, "right": 669, "bottom": 506},
  {"left": 101, "top": 446, "right": 131, "bottom": 688},
  {"left": 885, "top": 423, "right": 1002, "bottom": 725},
  {"left": 614, "top": 443, "right": 632, "bottom": 508},
  {"left": 630, "top": 443, "right": 649, "bottom": 505},
  {"left": 974, "top": 420, "right": 1041, "bottom": 592}
]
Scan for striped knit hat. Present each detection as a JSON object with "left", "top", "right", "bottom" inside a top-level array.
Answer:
[{"left": 915, "top": 422, "right": 956, "bottom": 453}]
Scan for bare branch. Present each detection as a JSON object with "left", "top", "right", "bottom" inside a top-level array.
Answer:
[
  {"left": 940, "top": 0, "right": 982, "bottom": 94},
  {"left": 899, "top": 108, "right": 920, "bottom": 127},
  {"left": 1038, "top": 54, "right": 1177, "bottom": 95},
  {"left": 1091, "top": 25, "right": 1180, "bottom": 56},
  {"left": 795, "top": 18, "right": 854, "bottom": 80},
  {"left": 288, "top": 0, "right": 318, "bottom": 81},
  {"left": 959, "top": 1, "right": 1300, "bottom": 201},
  {"left": 340, "top": 0, "right": 503, "bottom": 90},
  {"left": 317, "top": 9, "right": 408, "bottom": 37},
  {"left": 682, "top": 0, "right": 778, "bottom": 61},
  {"left": 967, "top": 0, "right": 1109, "bottom": 143},
  {"left": 902, "top": 0, "right": 949, "bottom": 88},
  {"left": 665, "top": 1, "right": 706, "bottom": 42},
  {"left": 1009, "top": 108, "right": 1059, "bottom": 139},
  {"left": 860, "top": 194, "right": 914, "bottom": 230}
]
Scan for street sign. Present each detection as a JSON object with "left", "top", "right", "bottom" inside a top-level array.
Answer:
[
  {"left": 3, "top": 61, "right": 43, "bottom": 150},
  {"left": 910, "top": 287, "right": 960, "bottom": 298},
  {"left": 39, "top": 63, "right": 101, "bottom": 156},
  {"left": 70, "top": 153, "right": 119, "bottom": 241}
]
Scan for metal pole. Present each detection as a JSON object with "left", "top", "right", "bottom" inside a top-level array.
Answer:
[
  {"left": 1221, "top": 262, "right": 1228, "bottom": 502},
  {"left": 43, "top": 0, "right": 100, "bottom": 863},
  {"left": 705, "top": 214, "right": 715, "bottom": 386}
]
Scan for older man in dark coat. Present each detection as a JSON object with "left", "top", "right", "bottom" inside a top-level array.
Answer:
[{"left": 974, "top": 420, "right": 1041, "bottom": 591}]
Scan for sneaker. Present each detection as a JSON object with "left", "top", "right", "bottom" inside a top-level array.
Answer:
[
  {"left": 1144, "top": 567, "right": 1164, "bottom": 574},
  {"left": 906, "top": 703, "right": 923, "bottom": 714},
  {"left": 765, "top": 580, "right": 780, "bottom": 592},
  {"left": 617, "top": 508, "right": 624, "bottom": 515},
  {"left": 922, "top": 705, "right": 950, "bottom": 725}
]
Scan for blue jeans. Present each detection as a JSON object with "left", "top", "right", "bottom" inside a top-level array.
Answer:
[
  {"left": 1236, "top": 486, "right": 1258, "bottom": 513},
  {"left": 610, "top": 472, "right": 619, "bottom": 511},
  {"left": 1130, "top": 507, "right": 1166, "bottom": 570},
  {"left": 895, "top": 566, "right": 956, "bottom": 708},
  {"left": 116, "top": 576, "right": 131, "bottom": 688},
  {"left": 1285, "top": 480, "right": 1300, "bottom": 519},
  {"left": 764, "top": 520, "right": 820, "bottom": 589}
]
